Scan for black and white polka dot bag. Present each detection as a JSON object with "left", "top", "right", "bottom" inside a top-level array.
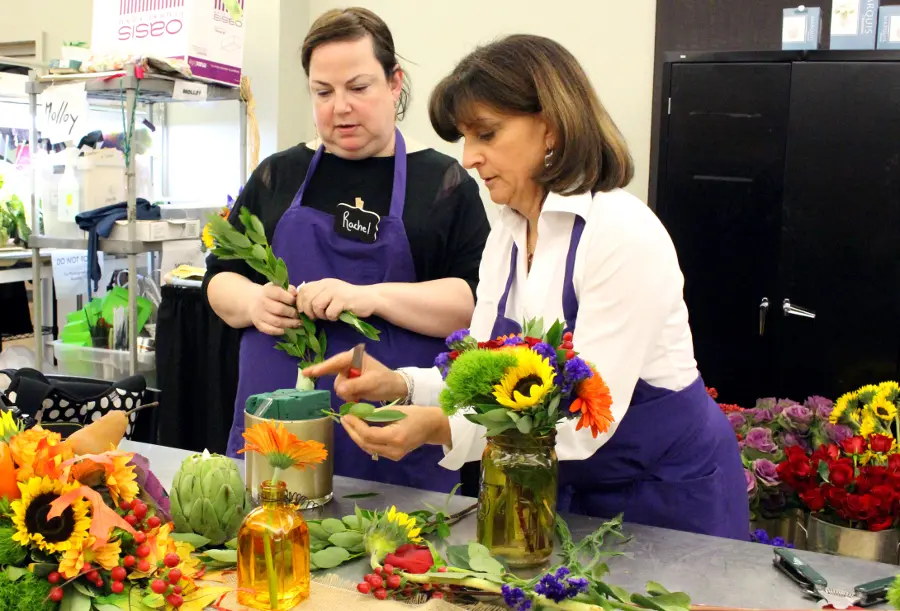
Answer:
[{"left": 0, "top": 368, "right": 144, "bottom": 438}]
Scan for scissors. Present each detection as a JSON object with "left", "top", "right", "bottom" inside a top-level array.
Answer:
[{"left": 346, "top": 344, "right": 378, "bottom": 461}]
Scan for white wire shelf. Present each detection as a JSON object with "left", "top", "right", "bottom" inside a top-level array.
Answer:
[
  {"left": 25, "top": 71, "right": 241, "bottom": 104},
  {"left": 28, "top": 235, "right": 196, "bottom": 255}
]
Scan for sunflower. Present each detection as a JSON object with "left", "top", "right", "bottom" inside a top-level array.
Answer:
[
  {"left": 385, "top": 506, "right": 422, "bottom": 543},
  {"left": 492, "top": 348, "right": 555, "bottom": 410},
  {"left": 238, "top": 421, "right": 328, "bottom": 471},
  {"left": 0, "top": 411, "right": 23, "bottom": 444},
  {"left": 365, "top": 505, "right": 423, "bottom": 562},
  {"left": 860, "top": 412, "right": 878, "bottom": 438},
  {"left": 58, "top": 535, "right": 121, "bottom": 579},
  {"left": 569, "top": 368, "right": 614, "bottom": 438},
  {"left": 11, "top": 476, "right": 90, "bottom": 554},
  {"left": 870, "top": 396, "right": 897, "bottom": 422},
  {"left": 831, "top": 391, "right": 858, "bottom": 424}
]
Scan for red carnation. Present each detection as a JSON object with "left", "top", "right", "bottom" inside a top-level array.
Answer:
[
  {"left": 841, "top": 436, "right": 867, "bottom": 456},
  {"left": 869, "top": 434, "right": 894, "bottom": 454},
  {"left": 383, "top": 544, "right": 435, "bottom": 574}
]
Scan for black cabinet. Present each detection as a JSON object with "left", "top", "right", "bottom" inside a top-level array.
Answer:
[{"left": 653, "top": 52, "right": 900, "bottom": 406}]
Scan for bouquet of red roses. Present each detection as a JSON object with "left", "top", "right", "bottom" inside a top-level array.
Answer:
[{"left": 777, "top": 434, "right": 900, "bottom": 531}]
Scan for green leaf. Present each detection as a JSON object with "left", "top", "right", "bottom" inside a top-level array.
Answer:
[
  {"left": 250, "top": 214, "right": 267, "bottom": 243},
  {"left": 436, "top": 522, "right": 451, "bottom": 539},
  {"left": 169, "top": 533, "right": 212, "bottom": 548},
  {"left": 595, "top": 582, "right": 631, "bottom": 603},
  {"left": 364, "top": 409, "right": 408, "bottom": 423},
  {"left": 338, "top": 312, "right": 381, "bottom": 341},
  {"left": 273, "top": 259, "right": 289, "bottom": 289},
  {"left": 203, "top": 549, "right": 238, "bottom": 563},
  {"left": 328, "top": 531, "right": 364, "bottom": 548},
  {"left": 446, "top": 545, "right": 471, "bottom": 570},
  {"left": 348, "top": 403, "right": 376, "bottom": 420},
  {"left": 225, "top": 537, "right": 238, "bottom": 549},
  {"left": 646, "top": 581, "right": 671, "bottom": 596},
  {"left": 308, "top": 332, "right": 321, "bottom": 354},
  {"left": 631, "top": 592, "right": 692, "bottom": 611},
  {"left": 141, "top": 592, "right": 166, "bottom": 609},
  {"left": 59, "top": 589, "right": 93, "bottom": 611},
  {"left": 73, "top": 581, "right": 96, "bottom": 597},
  {"left": 547, "top": 395, "right": 560, "bottom": 421},
  {"left": 545, "top": 320, "right": 564, "bottom": 349},
  {"left": 468, "top": 552, "right": 505, "bottom": 574},
  {"left": 322, "top": 518, "right": 347, "bottom": 534},
  {"left": 307, "top": 522, "right": 330, "bottom": 540},
  {"left": 3, "top": 566, "right": 26, "bottom": 581},
  {"left": 311, "top": 546, "right": 351, "bottom": 569},
  {"left": 516, "top": 415, "right": 533, "bottom": 434},
  {"left": 343, "top": 492, "right": 380, "bottom": 500},
  {"left": 817, "top": 459, "right": 830, "bottom": 483},
  {"left": 93, "top": 605, "right": 123, "bottom": 611}
]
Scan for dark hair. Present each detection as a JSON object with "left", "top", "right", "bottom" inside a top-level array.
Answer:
[
  {"left": 301, "top": 7, "right": 410, "bottom": 120},
  {"left": 429, "top": 34, "right": 634, "bottom": 194}
]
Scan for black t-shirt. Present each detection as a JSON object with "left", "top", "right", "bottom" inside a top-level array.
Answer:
[{"left": 204, "top": 143, "right": 490, "bottom": 298}]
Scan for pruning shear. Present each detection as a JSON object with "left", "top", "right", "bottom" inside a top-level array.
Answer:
[
  {"left": 773, "top": 547, "right": 893, "bottom": 608},
  {"left": 349, "top": 344, "right": 365, "bottom": 379}
]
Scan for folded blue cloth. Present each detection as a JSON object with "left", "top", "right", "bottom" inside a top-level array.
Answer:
[{"left": 75, "top": 199, "right": 161, "bottom": 297}]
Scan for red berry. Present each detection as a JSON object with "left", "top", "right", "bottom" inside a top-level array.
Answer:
[
  {"left": 136, "top": 544, "right": 151, "bottom": 558},
  {"left": 133, "top": 503, "right": 148, "bottom": 519},
  {"left": 151, "top": 579, "right": 167, "bottom": 594},
  {"left": 123, "top": 555, "right": 136, "bottom": 568},
  {"left": 147, "top": 516, "right": 162, "bottom": 529},
  {"left": 94, "top": 577, "right": 104, "bottom": 588},
  {"left": 563, "top": 331, "right": 573, "bottom": 341},
  {"left": 125, "top": 515, "right": 138, "bottom": 527},
  {"left": 364, "top": 574, "right": 377, "bottom": 585},
  {"left": 422, "top": 583, "right": 433, "bottom": 591},
  {"left": 166, "top": 593, "right": 184, "bottom": 607},
  {"left": 373, "top": 588, "right": 387, "bottom": 600},
  {"left": 382, "top": 563, "right": 394, "bottom": 575},
  {"left": 164, "top": 553, "right": 180, "bottom": 568},
  {"left": 561, "top": 341, "right": 574, "bottom": 350},
  {"left": 81, "top": 563, "right": 92, "bottom": 573},
  {"left": 369, "top": 575, "right": 383, "bottom": 589},
  {"left": 168, "top": 568, "right": 182, "bottom": 584},
  {"left": 120, "top": 500, "right": 133, "bottom": 511},
  {"left": 47, "top": 571, "right": 61, "bottom": 584},
  {"left": 438, "top": 566, "right": 448, "bottom": 573},
  {"left": 134, "top": 531, "right": 147, "bottom": 544},
  {"left": 110, "top": 566, "right": 126, "bottom": 582},
  {"left": 49, "top": 587, "right": 64, "bottom": 602},
  {"left": 86, "top": 569, "right": 98, "bottom": 581},
  {"left": 386, "top": 574, "right": 401, "bottom": 589},
  {"left": 173, "top": 586, "right": 182, "bottom": 595},
  {"left": 374, "top": 566, "right": 383, "bottom": 576},
  {"left": 111, "top": 581, "right": 125, "bottom": 594},
  {"left": 137, "top": 559, "right": 151, "bottom": 573},
  {"left": 566, "top": 350, "right": 576, "bottom": 360},
  {"left": 432, "top": 592, "right": 445, "bottom": 599},
  {"left": 357, "top": 582, "right": 371, "bottom": 595}
]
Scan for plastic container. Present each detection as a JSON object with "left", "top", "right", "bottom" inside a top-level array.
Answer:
[{"left": 51, "top": 340, "right": 157, "bottom": 387}]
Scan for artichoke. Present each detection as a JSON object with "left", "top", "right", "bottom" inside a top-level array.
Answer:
[{"left": 169, "top": 449, "right": 251, "bottom": 546}]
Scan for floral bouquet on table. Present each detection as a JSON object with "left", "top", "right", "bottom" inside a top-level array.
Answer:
[
  {"left": 0, "top": 410, "right": 232, "bottom": 611},
  {"left": 434, "top": 318, "right": 614, "bottom": 567}
]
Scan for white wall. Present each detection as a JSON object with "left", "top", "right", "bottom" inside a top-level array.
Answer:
[
  {"left": 307, "top": 0, "right": 658, "bottom": 204},
  {"left": 0, "top": 0, "right": 94, "bottom": 62}
]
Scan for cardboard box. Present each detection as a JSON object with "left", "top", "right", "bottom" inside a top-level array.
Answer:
[
  {"left": 783, "top": 6, "right": 823, "bottom": 50},
  {"left": 91, "top": 0, "right": 246, "bottom": 86},
  {"left": 108, "top": 219, "right": 201, "bottom": 242},
  {"left": 877, "top": 6, "right": 900, "bottom": 48},
  {"left": 830, "top": 0, "right": 880, "bottom": 49}
]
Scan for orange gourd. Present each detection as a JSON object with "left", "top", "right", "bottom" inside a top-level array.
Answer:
[{"left": 0, "top": 442, "right": 20, "bottom": 501}]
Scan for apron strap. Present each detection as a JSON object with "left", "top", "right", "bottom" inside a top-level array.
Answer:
[
  {"left": 562, "top": 216, "right": 586, "bottom": 333},
  {"left": 290, "top": 145, "right": 326, "bottom": 208},
  {"left": 388, "top": 128, "right": 408, "bottom": 218},
  {"left": 495, "top": 244, "right": 518, "bottom": 328}
]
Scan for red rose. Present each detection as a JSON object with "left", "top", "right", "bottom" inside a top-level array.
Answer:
[
  {"left": 785, "top": 446, "right": 808, "bottom": 462},
  {"left": 824, "top": 485, "right": 848, "bottom": 511},
  {"left": 383, "top": 544, "right": 435, "bottom": 574},
  {"left": 841, "top": 436, "right": 867, "bottom": 456},
  {"left": 813, "top": 444, "right": 841, "bottom": 462},
  {"left": 844, "top": 494, "right": 879, "bottom": 522},
  {"left": 869, "top": 434, "right": 894, "bottom": 454},
  {"left": 855, "top": 475, "right": 875, "bottom": 494},
  {"left": 889, "top": 454, "right": 900, "bottom": 471},
  {"left": 828, "top": 459, "right": 855, "bottom": 488},
  {"left": 799, "top": 487, "right": 826, "bottom": 511},
  {"left": 863, "top": 465, "right": 888, "bottom": 485},
  {"left": 868, "top": 517, "right": 895, "bottom": 532}
]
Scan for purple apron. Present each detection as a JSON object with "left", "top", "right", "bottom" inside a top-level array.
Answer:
[
  {"left": 490, "top": 216, "right": 749, "bottom": 540},
  {"left": 227, "top": 130, "right": 460, "bottom": 494}
]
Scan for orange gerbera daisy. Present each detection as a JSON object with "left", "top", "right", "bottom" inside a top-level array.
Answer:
[
  {"left": 569, "top": 369, "right": 614, "bottom": 438},
  {"left": 238, "top": 421, "right": 328, "bottom": 470}
]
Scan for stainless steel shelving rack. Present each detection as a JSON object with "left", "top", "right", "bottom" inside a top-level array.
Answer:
[{"left": 25, "top": 63, "right": 248, "bottom": 375}]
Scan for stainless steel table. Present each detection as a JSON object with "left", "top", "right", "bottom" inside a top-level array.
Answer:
[{"left": 119, "top": 440, "right": 899, "bottom": 609}]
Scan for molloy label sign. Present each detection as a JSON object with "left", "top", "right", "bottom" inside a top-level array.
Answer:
[{"left": 38, "top": 82, "right": 87, "bottom": 144}]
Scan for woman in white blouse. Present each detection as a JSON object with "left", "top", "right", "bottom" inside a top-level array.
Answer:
[{"left": 304, "top": 34, "right": 748, "bottom": 539}]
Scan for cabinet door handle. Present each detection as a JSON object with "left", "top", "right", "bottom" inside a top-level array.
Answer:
[
  {"left": 783, "top": 299, "right": 815, "bottom": 319},
  {"left": 759, "top": 297, "right": 769, "bottom": 336}
]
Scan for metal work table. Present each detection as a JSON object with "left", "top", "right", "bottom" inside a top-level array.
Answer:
[{"left": 120, "top": 440, "right": 898, "bottom": 610}]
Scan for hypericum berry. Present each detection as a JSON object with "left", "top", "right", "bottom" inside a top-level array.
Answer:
[
  {"left": 125, "top": 515, "right": 139, "bottom": 527},
  {"left": 373, "top": 588, "right": 387, "bottom": 600},
  {"left": 111, "top": 581, "right": 125, "bottom": 594},
  {"left": 94, "top": 576, "right": 104, "bottom": 588},
  {"left": 133, "top": 503, "right": 148, "bottom": 520},
  {"left": 364, "top": 574, "right": 377, "bottom": 585},
  {"left": 136, "top": 544, "right": 151, "bottom": 558},
  {"left": 49, "top": 587, "right": 64, "bottom": 602},
  {"left": 111, "top": 566, "right": 127, "bottom": 582},
  {"left": 386, "top": 574, "right": 401, "bottom": 589},
  {"left": 164, "top": 553, "right": 180, "bottom": 568},
  {"left": 432, "top": 591, "right": 445, "bottom": 600},
  {"left": 137, "top": 559, "right": 151, "bottom": 573},
  {"left": 565, "top": 350, "right": 576, "bottom": 360},
  {"left": 151, "top": 579, "right": 167, "bottom": 594},
  {"left": 168, "top": 568, "right": 182, "bottom": 584},
  {"left": 173, "top": 585, "right": 182, "bottom": 595},
  {"left": 166, "top": 593, "right": 184, "bottom": 607},
  {"left": 47, "top": 571, "right": 61, "bottom": 584},
  {"left": 357, "top": 582, "right": 371, "bottom": 595},
  {"left": 147, "top": 516, "right": 162, "bottom": 529},
  {"left": 134, "top": 531, "right": 147, "bottom": 544},
  {"left": 437, "top": 566, "right": 448, "bottom": 573},
  {"left": 422, "top": 583, "right": 433, "bottom": 591},
  {"left": 561, "top": 340, "right": 574, "bottom": 350},
  {"left": 120, "top": 500, "right": 133, "bottom": 511},
  {"left": 82, "top": 563, "right": 92, "bottom": 573},
  {"left": 86, "top": 569, "right": 98, "bottom": 581},
  {"left": 563, "top": 331, "right": 573, "bottom": 342},
  {"left": 374, "top": 566, "right": 383, "bottom": 576},
  {"left": 123, "top": 555, "right": 136, "bottom": 568},
  {"left": 382, "top": 563, "right": 394, "bottom": 575},
  {"left": 368, "top": 574, "right": 383, "bottom": 589}
]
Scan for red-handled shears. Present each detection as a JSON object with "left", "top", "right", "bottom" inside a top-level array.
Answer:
[{"left": 348, "top": 344, "right": 365, "bottom": 379}]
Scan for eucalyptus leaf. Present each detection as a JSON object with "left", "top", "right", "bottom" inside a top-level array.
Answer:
[
  {"left": 311, "top": 546, "right": 351, "bottom": 569},
  {"left": 169, "top": 533, "right": 212, "bottom": 548},
  {"left": 321, "top": 518, "right": 347, "bottom": 534},
  {"left": 515, "top": 415, "right": 534, "bottom": 434},
  {"left": 446, "top": 545, "right": 471, "bottom": 570},
  {"left": 307, "top": 522, "right": 330, "bottom": 541},
  {"left": 329, "top": 531, "right": 364, "bottom": 548},
  {"left": 364, "top": 409, "right": 408, "bottom": 423},
  {"left": 469, "top": 552, "right": 505, "bottom": 574}
]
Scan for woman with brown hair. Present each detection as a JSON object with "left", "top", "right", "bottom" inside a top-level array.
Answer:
[
  {"left": 205, "top": 7, "right": 490, "bottom": 493},
  {"left": 305, "top": 34, "right": 748, "bottom": 539}
]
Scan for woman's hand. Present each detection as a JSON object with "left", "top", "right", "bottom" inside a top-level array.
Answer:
[
  {"left": 302, "top": 349, "right": 408, "bottom": 403},
  {"left": 296, "top": 278, "right": 380, "bottom": 321},
  {"left": 341, "top": 406, "right": 452, "bottom": 461},
  {"left": 247, "top": 283, "right": 300, "bottom": 336}
]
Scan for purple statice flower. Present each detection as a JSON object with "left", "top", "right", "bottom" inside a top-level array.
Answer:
[
  {"left": 434, "top": 352, "right": 451, "bottom": 379},
  {"left": 532, "top": 342, "right": 558, "bottom": 367},
  {"left": 745, "top": 408, "right": 775, "bottom": 425},
  {"left": 727, "top": 412, "right": 747, "bottom": 433},
  {"left": 561, "top": 357, "right": 592, "bottom": 395},
  {"left": 502, "top": 584, "right": 532, "bottom": 611},
  {"left": 750, "top": 528, "right": 770, "bottom": 544},
  {"left": 752, "top": 459, "right": 780, "bottom": 487},
  {"left": 782, "top": 404, "right": 813, "bottom": 433},
  {"left": 806, "top": 395, "right": 834, "bottom": 420},
  {"left": 445, "top": 329, "right": 470, "bottom": 348},
  {"left": 503, "top": 336, "right": 525, "bottom": 346},
  {"left": 745, "top": 468, "right": 757, "bottom": 497},
  {"left": 744, "top": 427, "right": 778, "bottom": 454},
  {"left": 826, "top": 423, "right": 853, "bottom": 445},
  {"left": 534, "top": 568, "right": 589, "bottom": 603}
]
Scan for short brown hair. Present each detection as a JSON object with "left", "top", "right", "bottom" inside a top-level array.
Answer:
[
  {"left": 301, "top": 7, "right": 410, "bottom": 119},
  {"left": 429, "top": 35, "right": 633, "bottom": 194}
]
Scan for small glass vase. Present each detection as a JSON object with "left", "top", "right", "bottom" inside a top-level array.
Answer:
[
  {"left": 477, "top": 431, "right": 558, "bottom": 568},
  {"left": 237, "top": 480, "right": 311, "bottom": 610}
]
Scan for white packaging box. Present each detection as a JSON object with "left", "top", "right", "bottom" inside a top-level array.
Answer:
[
  {"left": 108, "top": 219, "right": 201, "bottom": 242},
  {"left": 91, "top": 0, "right": 246, "bottom": 86}
]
